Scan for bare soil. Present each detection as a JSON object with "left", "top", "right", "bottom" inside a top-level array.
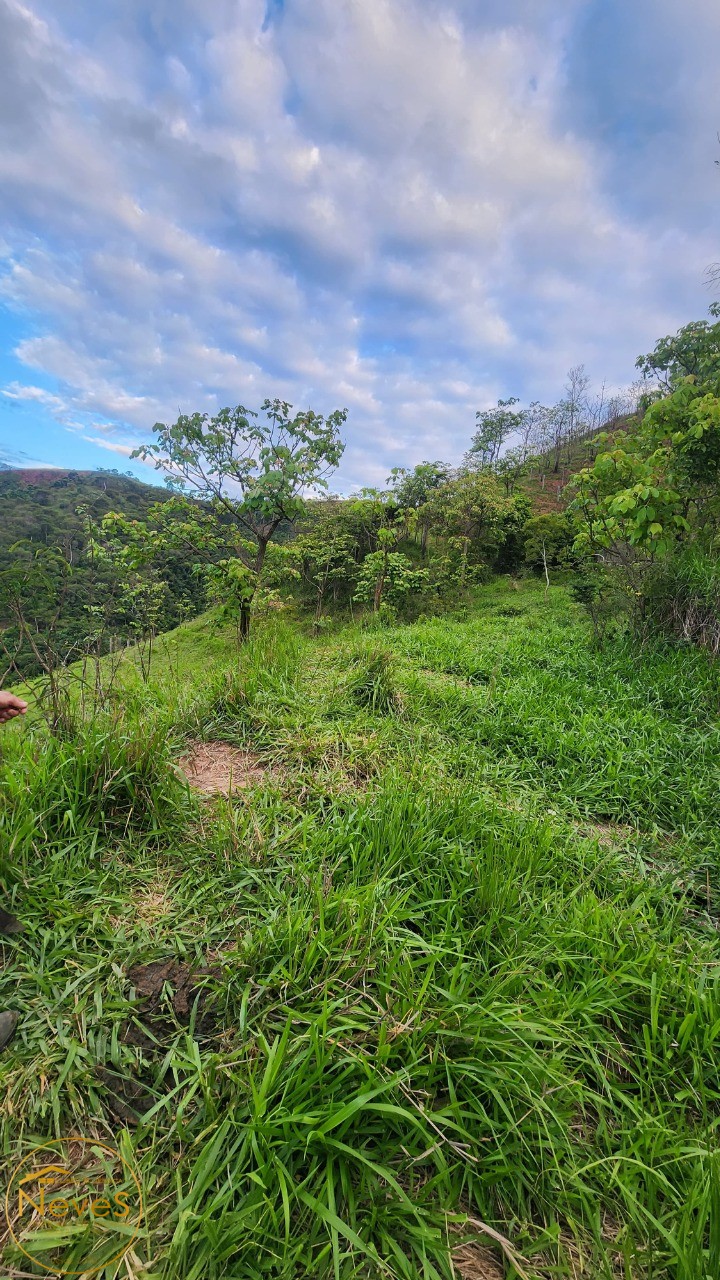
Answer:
[{"left": 178, "top": 740, "right": 267, "bottom": 795}]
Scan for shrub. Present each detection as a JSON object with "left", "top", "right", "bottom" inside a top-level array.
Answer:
[
  {"left": 643, "top": 550, "right": 720, "bottom": 655},
  {"left": 346, "top": 649, "right": 401, "bottom": 714}
]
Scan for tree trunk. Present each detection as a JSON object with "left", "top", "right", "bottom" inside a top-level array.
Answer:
[
  {"left": 236, "top": 536, "right": 270, "bottom": 643},
  {"left": 238, "top": 602, "right": 251, "bottom": 642},
  {"left": 374, "top": 547, "right": 388, "bottom": 612}
]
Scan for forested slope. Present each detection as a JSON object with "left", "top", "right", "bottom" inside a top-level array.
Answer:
[{"left": 0, "top": 468, "right": 209, "bottom": 676}]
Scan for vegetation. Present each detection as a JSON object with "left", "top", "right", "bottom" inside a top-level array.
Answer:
[
  {"left": 132, "top": 398, "right": 348, "bottom": 639},
  {"left": 4, "top": 310, "right": 720, "bottom": 1277},
  {"left": 570, "top": 306, "right": 720, "bottom": 646},
  {"left": 3, "top": 580, "right": 720, "bottom": 1278},
  {"left": 0, "top": 468, "right": 209, "bottom": 681}
]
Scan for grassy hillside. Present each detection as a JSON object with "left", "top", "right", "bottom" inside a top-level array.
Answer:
[
  {"left": 2, "top": 580, "right": 720, "bottom": 1277},
  {"left": 519, "top": 417, "right": 640, "bottom": 514}
]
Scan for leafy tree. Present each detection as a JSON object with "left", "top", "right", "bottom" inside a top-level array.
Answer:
[
  {"left": 568, "top": 375, "right": 720, "bottom": 646},
  {"left": 290, "top": 509, "right": 358, "bottom": 629},
  {"left": 388, "top": 462, "right": 448, "bottom": 508},
  {"left": 635, "top": 307, "right": 720, "bottom": 393},
  {"left": 354, "top": 547, "right": 428, "bottom": 616},
  {"left": 425, "top": 471, "right": 527, "bottom": 586},
  {"left": 467, "top": 399, "right": 525, "bottom": 468},
  {"left": 132, "top": 399, "right": 347, "bottom": 638},
  {"left": 388, "top": 462, "right": 448, "bottom": 554},
  {"left": 494, "top": 446, "right": 528, "bottom": 496},
  {"left": 523, "top": 513, "right": 574, "bottom": 573},
  {"left": 570, "top": 381, "right": 720, "bottom": 564}
]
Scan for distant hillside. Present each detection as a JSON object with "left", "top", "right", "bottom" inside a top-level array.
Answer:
[
  {"left": 0, "top": 467, "right": 210, "bottom": 679},
  {"left": 0, "top": 467, "right": 172, "bottom": 548},
  {"left": 519, "top": 415, "right": 640, "bottom": 513}
]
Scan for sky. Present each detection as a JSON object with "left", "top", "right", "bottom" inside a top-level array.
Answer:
[{"left": 0, "top": 0, "right": 718, "bottom": 491}]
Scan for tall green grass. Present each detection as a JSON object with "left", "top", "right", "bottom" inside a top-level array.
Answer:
[{"left": 2, "top": 579, "right": 720, "bottom": 1278}]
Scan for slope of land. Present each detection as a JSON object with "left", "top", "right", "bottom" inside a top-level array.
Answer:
[
  {"left": 0, "top": 468, "right": 210, "bottom": 676},
  {"left": 519, "top": 417, "right": 639, "bottom": 514},
  {"left": 1, "top": 579, "right": 719, "bottom": 1278},
  {"left": 0, "top": 466, "right": 170, "bottom": 537}
]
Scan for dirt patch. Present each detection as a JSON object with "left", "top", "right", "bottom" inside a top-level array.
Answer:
[
  {"left": 122, "top": 957, "right": 220, "bottom": 1050},
  {"left": 95, "top": 1067, "right": 159, "bottom": 1128},
  {"left": 178, "top": 740, "right": 267, "bottom": 796},
  {"left": 97, "top": 958, "right": 223, "bottom": 1126}
]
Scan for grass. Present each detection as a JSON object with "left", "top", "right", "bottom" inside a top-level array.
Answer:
[{"left": 2, "top": 578, "right": 720, "bottom": 1278}]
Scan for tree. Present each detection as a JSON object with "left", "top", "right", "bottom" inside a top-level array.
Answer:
[
  {"left": 568, "top": 379, "right": 720, "bottom": 607},
  {"left": 635, "top": 308, "right": 720, "bottom": 393},
  {"left": 133, "top": 399, "right": 347, "bottom": 638},
  {"left": 494, "top": 447, "right": 528, "bottom": 496},
  {"left": 467, "top": 399, "right": 525, "bottom": 468},
  {"left": 388, "top": 462, "right": 448, "bottom": 554},
  {"left": 354, "top": 547, "right": 428, "bottom": 616},
  {"left": 523, "top": 513, "right": 574, "bottom": 573},
  {"left": 425, "top": 471, "right": 526, "bottom": 588},
  {"left": 564, "top": 365, "right": 591, "bottom": 448},
  {"left": 290, "top": 509, "right": 358, "bottom": 629}
]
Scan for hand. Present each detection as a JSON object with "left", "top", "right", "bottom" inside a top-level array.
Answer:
[{"left": 0, "top": 691, "right": 28, "bottom": 723}]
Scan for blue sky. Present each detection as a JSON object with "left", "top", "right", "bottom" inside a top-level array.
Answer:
[{"left": 0, "top": 0, "right": 718, "bottom": 489}]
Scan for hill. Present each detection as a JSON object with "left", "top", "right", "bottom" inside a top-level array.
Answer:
[
  {"left": 0, "top": 466, "right": 171, "bottom": 546},
  {"left": 518, "top": 415, "right": 640, "bottom": 513},
  {"left": 0, "top": 468, "right": 209, "bottom": 678},
  {"left": 1, "top": 577, "right": 718, "bottom": 1277}
]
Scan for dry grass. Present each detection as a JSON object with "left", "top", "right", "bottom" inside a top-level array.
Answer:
[
  {"left": 571, "top": 818, "right": 635, "bottom": 849},
  {"left": 177, "top": 740, "right": 268, "bottom": 795},
  {"left": 452, "top": 1242, "right": 506, "bottom": 1279},
  {"left": 134, "top": 883, "right": 173, "bottom": 926}
]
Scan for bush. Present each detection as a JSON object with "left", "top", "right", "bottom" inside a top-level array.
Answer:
[
  {"left": 346, "top": 649, "right": 401, "bottom": 714},
  {"left": 643, "top": 550, "right": 720, "bottom": 655},
  {"left": 0, "top": 723, "right": 191, "bottom": 846},
  {"left": 569, "top": 566, "right": 630, "bottom": 646},
  {"left": 523, "top": 513, "right": 574, "bottom": 572}
]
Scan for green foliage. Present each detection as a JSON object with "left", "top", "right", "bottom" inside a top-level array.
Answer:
[
  {"left": 353, "top": 550, "right": 428, "bottom": 613},
  {"left": 0, "top": 471, "right": 203, "bottom": 679},
  {"left": 643, "top": 549, "right": 720, "bottom": 655},
  {"left": 523, "top": 512, "right": 574, "bottom": 571},
  {"left": 569, "top": 375, "right": 720, "bottom": 630},
  {"left": 135, "top": 399, "right": 346, "bottom": 547},
  {"left": 636, "top": 305, "right": 720, "bottom": 392},
  {"left": 289, "top": 507, "right": 359, "bottom": 624},
  {"left": 0, "top": 721, "right": 190, "bottom": 845},
  {"left": 387, "top": 461, "right": 449, "bottom": 509},
  {"left": 3, "top": 580, "right": 720, "bottom": 1278},
  {"left": 425, "top": 470, "right": 529, "bottom": 581},
  {"left": 468, "top": 397, "right": 525, "bottom": 467},
  {"left": 345, "top": 648, "right": 400, "bottom": 713},
  {"left": 130, "top": 399, "right": 347, "bottom": 639}
]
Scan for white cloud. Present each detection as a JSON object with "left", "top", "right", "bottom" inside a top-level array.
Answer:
[
  {"left": 81, "top": 435, "right": 136, "bottom": 456},
  {"left": 0, "top": 0, "right": 717, "bottom": 486}
]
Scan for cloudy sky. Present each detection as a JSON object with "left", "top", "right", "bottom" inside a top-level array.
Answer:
[{"left": 0, "top": 0, "right": 718, "bottom": 489}]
